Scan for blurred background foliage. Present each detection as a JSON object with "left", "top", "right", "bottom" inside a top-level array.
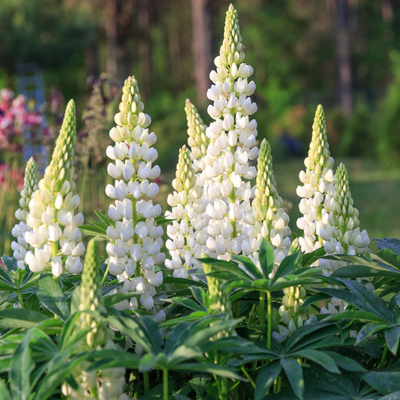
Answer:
[{"left": 1, "top": 0, "right": 400, "bottom": 253}]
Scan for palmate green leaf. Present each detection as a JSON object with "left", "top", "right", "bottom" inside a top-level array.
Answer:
[
  {"left": 172, "top": 362, "right": 245, "bottom": 381},
  {"left": 198, "top": 257, "right": 251, "bottom": 280},
  {"left": 331, "top": 265, "right": 385, "bottom": 279},
  {"left": 190, "top": 286, "right": 208, "bottom": 308},
  {"left": 37, "top": 272, "right": 69, "bottom": 321},
  {"left": 202, "top": 337, "right": 269, "bottom": 355},
  {"left": 318, "top": 287, "right": 392, "bottom": 323},
  {"left": 164, "top": 297, "right": 206, "bottom": 312},
  {"left": 322, "top": 351, "right": 365, "bottom": 372},
  {"left": 163, "top": 276, "right": 207, "bottom": 288},
  {"left": 59, "top": 312, "right": 82, "bottom": 351},
  {"left": 285, "top": 322, "right": 336, "bottom": 351},
  {"left": 374, "top": 248, "right": 400, "bottom": 271},
  {"left": 87, "top": 349, "right": 141, "bottom": 371},
  {"left": 30, "top": 328, "right": 58, "bottom": 362},
  {"left": 301, "top": 292, "right": 331, "bottom": 309},
  {"left": 159, "top": 311, "right": 208, "bottom": 328},
  {"left": 255, "top": 361, "right": 282, "bottom": 400},
  {"left": 290, "top": 350, "right": 340, "bottom": 374},
  {"left": 10, "top": 329, "right": 35, "bottom": 400},
  {"left": 326, "top": 311, "right": 389, "bottom": 324},
  {"left": 0, "top": 380, "right": 11, "bottom": 400},
  {"left": 356, "top": 323, "right": 388, "bottom": 345},
  {"left": 363, "top": 371, "right": 400, "bottom": 396},
  {"left": 281, "top": 357, "right": 304, "bottom": 400},
  {"left": 0, "top": 308, "right": 48, "bottom": 329},
  {"left": 301, "top": 247, "right": 326, "bottom": 267},
  {"left": 94, "top": 209, "right": 113, "bottom": 226},
  {"left": 103, "top": 291, "right": 137, "bottom": 307},
  {"left": 380, "top": 392, "right": 400, "bottom": 400},
  {"left": 258, "top": 238, "right": 274, "bottom": 278},
  {"left": 139, "top": 354, "right": 156, "bottom": 372},
  {"left": 385, "top": 326, "right": 400, "bottom": 355},
  {"left": 271, "top": 253, "right": 301, "bottom": 284},
  {"left": 230, "top": 254, "right": 263, "bottom": 279},
  {"left": 168, "top": 344, "right": 204, "bottom": 366},
  {"left": 79, "top": 224, "right": 108, "bottom": 237}
]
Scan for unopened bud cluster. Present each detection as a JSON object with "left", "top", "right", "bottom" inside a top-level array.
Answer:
[
  {"left": 185, "top": 99, "right": 209, "bottom": 172},
  {"left": 11, "top": 157, "right": 38, "bottom": 269},
  {"left": 105, "top": 76, "right": 165, "bottom": 314},
  {"left": 296, "top": 105, "right": 335, "bottom": 254},
  {"left": 23, "top": 100, "right": 85, "bottom": 277},
  {"left": 244, "top": 139, "right": 291, "bottom": 274},
  {"left": 166, "top": 146, "right": 204, "bottom": 278}
]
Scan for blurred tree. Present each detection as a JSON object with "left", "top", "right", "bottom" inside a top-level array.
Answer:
[{"left": 191, "top": 0, "right": 212, "bottom": 105}]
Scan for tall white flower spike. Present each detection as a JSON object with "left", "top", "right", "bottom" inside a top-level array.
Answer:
[
  {"left": 296, "top": 104, "right": 335, "bottom": 255},
  {"left": 165, "top": 146, "right": 205, "bottom": 278},
  {"left": 320, "top": 163, "right": 370, "bottom": 273},
  {"left": 243, "top": 138, "right": 291, "bottom": 275},
  {"left": 105, "top": 76, "right": 165, "bottom": 314},
  {"left": 11, "top": 157, "right": 38, "bottom": 269},
  {"left": 200, "top": 4, "right": 259, "bottom": 260},
  {"left": 24, "top": 100, "right": 85, "bottom": 277}
]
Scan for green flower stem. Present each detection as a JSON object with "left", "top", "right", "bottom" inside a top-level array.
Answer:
[
  {"left": 379, "top": 345, "right": 388, "bottom": 369},
  {"left": 16, "top": 290, "right": 25, "bottom": 309},
  {"left": 259, "top": 291, "right": 265, "bottom": 329},
  {"left": 234, "top": 301, "right": 240, "bottom": 319},
  {"left": 163, "top": 368, "right": 169, "bottom": 400},
  {"left": 267, "top": 291, "right": 272, "bottom": 350},
  {"left": 241, "top": 366, "right": 255, "bottom": 388},
  {"left": 220, "top": 377, "right": 228, "bottom": 400},
  {"left": 100, "top": 258, "right": 111, "bottom": 287},
  {"left": 144, "top": 372, "right": 150, "bottom": 393}
]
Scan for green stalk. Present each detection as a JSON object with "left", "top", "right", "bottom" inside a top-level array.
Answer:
[
  {"left": 144, "top": 372, "right": 150, "bottom": 393},
  {"left": 259, "top": 291, "right": 265, "bottom": 329},
  {"left": 267, "top": 291, "right": 272, "bottom": 350},
  {"left": 100, "top": 258, "right": 111, "bottom": 287},
  {"left": 379, "top": 345, "right": 388, "bottom": 369},
  {"left": 220, "top": 377, "right": 228, "bottom": 400},
  {"left": 163, "top": 369, "right": 169, "bottom": 400},
  {"left": 16, "top": 290, "right": 25, "bottom": 309},
  {"left": 234, "top": 301, "right": 240, "bottom": 319},
  {"left": 241, "top": 366, "right": 255, "bottom": 388}
]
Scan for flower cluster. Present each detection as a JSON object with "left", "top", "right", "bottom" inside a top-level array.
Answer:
[
  {"left": 165, "top": 145, "right": 204, "bottom": 278},
  {"left": 23, "top": 100, "right": 85, "bottom": 277},
  {"left": 63, "top": 239, "right": 133, "bottom": 400},
  {"left": 11, "top": 157, "right": 38, "bottom": 269},
  {"left": 185, "top": 99, "right": 209, "bottom": 173},
  {"left": 296, "top": 105, "right": 335, "bottom": 254},
  {"left": 105, "top": 76, "right": 165, "bottom": 313},
  {"left": 320, "top": 163, "right": 370, "bottom": 274},
  {"left": 199, "top": 4, "right": 259, "bottom": 260},
  {"left": 244, "top": 139, "right": 291, "bottom": 274}
]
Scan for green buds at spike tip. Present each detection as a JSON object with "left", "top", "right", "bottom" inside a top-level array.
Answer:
[
  {"left": 79, "top": 239, "right": 106, "bottom": 348},
  {"left": 185, "top": 99, "right": 209, "bottom": 161},
  {"left": 252, "top": 139, "right": 283, "bottom": 221},
  {"left": 305, "top": 104, "right": 332, "bottom": 176},
  {"left": 220, "top": 4, "right": 245, "bottom": 67},
  {"left": 113, "top": 75, "right": 150, "bottom": 132},
  {"left": 172, "top": 145, "right": 196, "bottom": 194},
  {"left": 19, "top": 157, "right": 38, "bottom": 211},
  {"left": 203, "top": 261, "right": 233, "bottom": 338},
  {"left": 41, "top": 99, "right": 76, "bottom": 195},
  {"left": 330, "top": 163, "right": 360, "bottom": 232}
]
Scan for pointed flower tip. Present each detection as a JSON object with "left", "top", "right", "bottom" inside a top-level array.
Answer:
[
  {"left": 66, "top": 99, "right": 75, "bottom": 111},
  {"left": 185, "top": 98, "right": 191, "bottom": 105},
  {"left": 229, "top": 3, "right": 235, "bottom": 11}
]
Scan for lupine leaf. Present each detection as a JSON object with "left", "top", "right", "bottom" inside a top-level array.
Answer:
[
  {"left": 374, "top": 238, "right": 400, "bottom": 256},
  {"left": 0, "top": 308, "right": 48, "bottom": 328},
  {"left": 230, "top": 254, "right": 263, "bottom": 279},
  {"left": 163, "top": 276, "right": 207, "bottom": 288},
  {"left": 255, "top": 361, "right": 282, "bottom": 400},
  {"left": 258, "top": 238, "right": 274, "bottom": 278},
  {"left": 0, "top": 380, "right": 11, "bottom": 400},
  {"left": 385, "top": 326, "right": 400, "bottom": 355},
  {"left": 281, "top": 357, "right": 304, "bottom": 399},
  {"left": 198, "top": 257, "right": 251, "bottom": 280},
  {"left": 37, "top": 273, "right": 69, "bottom": 321},
  {"left": 291, "top": 350, "right": 340, "bottom": 374},
  {"left": 322, "top": 351, "right": 366, "bottom": 372},
  {"left": 172, "top": 363, "right": 245, "bottom": 381},
  {"left": 272, "top": 253, "right": 301, "bottom": 284},
  {"left": 363, "top": 371, "right": 400, "bottom": 395},
  {"left": 165, "top": 297, "right": 205, "bottom": 312},
  {"left": 10, "top": 329, "right": 35, "bottom": 400}
]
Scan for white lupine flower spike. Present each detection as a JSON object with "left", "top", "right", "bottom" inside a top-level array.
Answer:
[
  {"left": 11, "top": 157, "right": 38, "bottom": 269},
  {"left": 296, "top": 104, "right": 335, "bottom": 256},
  {"left": 105, "top": 76, "right": 165, "bottom": 315},
  {"left": 165, "top": 145, "right": 204, "bottom": 278},
  {"left": 185, "top": 99, "right": 209, "bottom": 173},
  {"left": 245, "top": 138, "right": 291, "bottom": 275},
  {"left": 23, "top": 100, "right": 85, "bottom": 277},
  {"left": 200, "top": 4, "right": 259, "bottom": 260}
]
